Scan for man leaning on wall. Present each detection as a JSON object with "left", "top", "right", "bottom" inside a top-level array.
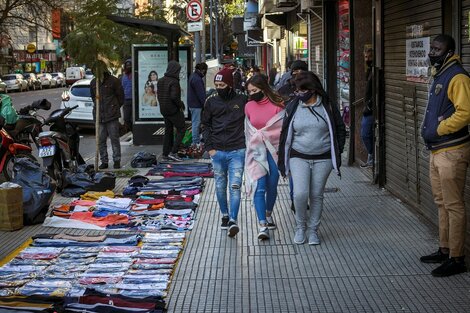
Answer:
[{"left": 420, "top": 34, "right": 470, "bottom": 277}]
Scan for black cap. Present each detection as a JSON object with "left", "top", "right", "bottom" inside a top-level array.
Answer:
[{"left": 291, "top": 60, "right": 308, "bottom": 72}]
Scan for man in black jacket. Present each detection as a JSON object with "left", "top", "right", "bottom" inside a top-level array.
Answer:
[
  {"left": 201, "top": 68, "right": 248, "bottom": 237},
  {"left": 157, "top": 61, "right": 185, "bottom": 162},
  {"left": 91, "top": 71, "right": 124, "bottom": 169}
]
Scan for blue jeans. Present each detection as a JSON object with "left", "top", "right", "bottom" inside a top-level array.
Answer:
[
  {"left": 189, "top": 108, "right": 202, "bottom": 145},
  {"left": 290, "top": 158, "right": 333, "bottom": 231},
  {"left": 361, "top": 114, "right": 374, "bottom": 155},
  {"left": 254, "top": 152, "right": 279, "bottom": 224},
  {"left": 211, "top": 149, "right": 245, "bottom": 222}
]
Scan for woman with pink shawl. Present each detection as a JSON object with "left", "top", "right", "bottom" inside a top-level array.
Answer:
[{"left": 244, "top": 75, "right": 285, "bottom": 240}]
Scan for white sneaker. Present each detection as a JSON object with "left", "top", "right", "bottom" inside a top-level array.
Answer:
[
  {"left": 258, "top": 226, "right": 269, "bottom": 240},
  {"left": 266, "top": 216, "right": 276, "bottom": 230},
  {"left": 308, "top": 231, "right": 320, "bottom": 245},
  {"left": 294, "top": 228, "right": 306, "bottom": 244}
]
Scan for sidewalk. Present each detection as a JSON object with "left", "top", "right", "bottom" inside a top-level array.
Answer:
[{"left": 1, "top": 139, "right": 470, "bottom": 312}]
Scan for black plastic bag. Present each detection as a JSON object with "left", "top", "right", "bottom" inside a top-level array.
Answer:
[
  {"left": 12, "top": 158, "right": 56, "bottom": 225},
  {"left": 92, "top": 172, "right": 116, "bottom": 191},
  {"left": 131, "top": 151, "right": 157, "bottom": 168}
]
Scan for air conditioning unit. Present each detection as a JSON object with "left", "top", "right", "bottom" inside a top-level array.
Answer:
[
  {"left": 300, "top": 0, "right": 323, "bottom": 11},
  {"left": 276, "top": 0, "right": 298, "bottom": 8}
]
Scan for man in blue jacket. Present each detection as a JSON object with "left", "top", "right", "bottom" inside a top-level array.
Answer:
[
  {"left": 420, "top": 34, "right": 470, "bottom": 277},
  {"left": 187, "top": 63, "right": 208, "bottom": 147}
]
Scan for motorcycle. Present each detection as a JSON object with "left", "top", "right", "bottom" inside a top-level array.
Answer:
[
  {"left": 7, "top": 99, "right": 51, "bottom": 148},
  {"left": 0, "top": 116, "right": 37, "bottom": 181},
  {"left": 36, "top": 105, "right": 85, "bottom": 190}
]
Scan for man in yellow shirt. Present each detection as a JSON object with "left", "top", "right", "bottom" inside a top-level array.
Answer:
[{"left": 420, "top": 34, "right": 470, "bottom": 277}]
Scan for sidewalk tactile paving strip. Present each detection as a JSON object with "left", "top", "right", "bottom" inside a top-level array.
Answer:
[{"left": 166, "top": 164, "right": 470, "bottom": 312}]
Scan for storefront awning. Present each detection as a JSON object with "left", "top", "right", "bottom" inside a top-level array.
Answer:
[{"left": 264, "top": 5, "right": 299, "bottom": 26}]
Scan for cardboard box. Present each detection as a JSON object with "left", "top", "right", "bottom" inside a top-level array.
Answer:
[{"left": 0, "top": 182, "right": 23, "bottom": 231}]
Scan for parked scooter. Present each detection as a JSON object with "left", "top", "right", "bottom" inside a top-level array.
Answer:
[
  {"left": 0, "top": 116, "right": 37, "bottom": 181},
  {"left": 37, "top": 105, "right": 85, "bottom": 190},
  {"left": 7, "top": 99, "right": 51, "bottom": 148}
]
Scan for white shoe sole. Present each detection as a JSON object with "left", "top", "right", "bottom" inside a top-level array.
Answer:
[
  {"left": 294, "top": 237, "right": 306, "bottom": 244},
  {"left": 258, "top": 233, "right": 269, "bottom": 240},
  {"left": 308, "top": 240, "right": 320, "bottom": 245},
  {"left": 228, "top": 225, "right": 239, "bottom": 237}
]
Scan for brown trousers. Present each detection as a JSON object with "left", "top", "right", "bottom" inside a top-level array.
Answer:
[{"left": 430, "top": 143, "right": 470, "bottom": 257}]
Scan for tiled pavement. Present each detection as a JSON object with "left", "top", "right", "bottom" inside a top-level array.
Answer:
[{"left": 1, "top": 139, "right": 470, "bottom": 312}]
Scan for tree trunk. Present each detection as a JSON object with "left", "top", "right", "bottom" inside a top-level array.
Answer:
[{"left": 95, "top": 78, "right": 100, "bottom": 171}]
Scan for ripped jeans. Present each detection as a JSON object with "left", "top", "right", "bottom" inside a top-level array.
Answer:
[{"left": 211, "top": 148, "right": 246, "bottom": 222}]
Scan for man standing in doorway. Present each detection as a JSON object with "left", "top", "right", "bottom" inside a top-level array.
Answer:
[
  {"left": 420, "top": 34, "right": 470, "bottom": 277},
  {"left": 201, "top": 68, "right": 248, "bottom": 237},
  {"left": 360, "top": 48, "right": 374, "bottom": 168},
  {"left": 121, "top": 59, "right": 133, "bottom": 133},
  {"left": 158, "top": 60, "right": 186, "bottom": 162},
  {"left": 187, "top": 62, "right": 208, "bottom": 147},
  {"left": 90, "top": 71, "right": 124, "bottom": 169}
]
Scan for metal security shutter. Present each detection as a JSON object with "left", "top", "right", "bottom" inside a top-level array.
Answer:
[
  {"left": 461, "top": 0, "right": 470, "bottom": 241},
  {"left": 311, "top": 8, "right": 323, "bottom": 79},
  {"left": 383, "top": 0, "right": 441, "bottom": 218}
]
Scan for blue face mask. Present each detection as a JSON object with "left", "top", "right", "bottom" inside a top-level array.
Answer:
[{"left": 296, "top": 90, "right": 314, "bottom": 102}]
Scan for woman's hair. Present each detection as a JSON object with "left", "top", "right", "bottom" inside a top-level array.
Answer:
[
  {"left": 148, "top": 71, "right": 158, "bottom": 81},
  {"left": 294, "top": 71, "right": 329, "bottom": 102},
  {"left": 246, "top": 74, "right": 284, "bottom": 108}
]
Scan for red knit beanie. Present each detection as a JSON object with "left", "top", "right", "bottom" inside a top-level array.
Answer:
[{"left": 214, "top": 68, "right": 233, "bottom": 87}]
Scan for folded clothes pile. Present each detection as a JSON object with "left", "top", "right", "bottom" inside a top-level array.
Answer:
[
  {"left": 0, "top": 232, "right": 185, "bottom": 312},
  {"left": 146, "top": 161, "right": 213, "bottom": 177},
  {"left": 44, "top": 183, "right": 200, "bottom": 231}
]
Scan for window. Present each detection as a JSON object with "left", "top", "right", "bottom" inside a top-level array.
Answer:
[{"left": 71, "top": 85, "right": 91, "bottom": 97}]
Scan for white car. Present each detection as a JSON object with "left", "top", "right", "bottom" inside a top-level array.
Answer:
[
  {"left": 51, "top": 72, "right": 66, "bottom": 87},
  {"left": 84, "top": 69, "right": 94, "bottom": 79},
  {"left": 2, "top": 74, "right": 28, "bottom": 92},
  {"left": 60, "top": 79, "right": 94, "bottom": 127},
  {"left": 37, "top": 73, "right": 57, "bottom": 88}
]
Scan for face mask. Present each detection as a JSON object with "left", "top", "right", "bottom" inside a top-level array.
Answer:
[
  {"left": 216, "top": 87, "right": 231, "bottom": 99},
  {"left": 429, "top": 52, "right": 449, "bottom": 70},
  {"left": 296, "top": 91, "right": 314, "bottom": 102},
  {"left": 249, "top": 91, "right": 264, "bottom": 102}
]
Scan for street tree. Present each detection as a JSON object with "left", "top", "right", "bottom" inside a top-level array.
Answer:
[
  {"left": 64, "top": 0, "right": 122, "bottom": 170},
  {"left": 0, "top": 0, "right": 65, "bottom": 36}
]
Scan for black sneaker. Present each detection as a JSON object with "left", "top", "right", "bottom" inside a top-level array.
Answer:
[
  {"left": 431, "top": 257, "right": 467, "bottom": 277},
  {"left": 168, "top": 152, "right": 183, "bottom": 162},
  {"left": 227, "top": 221, "right": 239, "bottom": 237},
  {"left": 113, "top": 161, "right": 121, "bottom": 169},
  {"left": 98, "top": 163, "right": 108, "bottom": 170},
  {"left": 420, "top": 248, "right": 450, "bottom": 263},
  {"left": 220, "top": 216, "right": 229, "bottom": 229},
  {"left": 266, "top": 216, "right": 276, "bottom": 230}
]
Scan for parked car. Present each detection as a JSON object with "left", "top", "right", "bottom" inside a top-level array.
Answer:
[
  {"left": 65, "top": 67, "right": 85, "bottom": 86},
  {"left": 1, "top": 74, "right": 28, "bottom": 92},
  {"left": 84, "top": 69, "right": 94, "bottom": 79},
  {"left": 60, "top": 79, "right": 94, "bottom": 127},
  {"left": 37, "top": 73, "right": 57, "bottom": 89},
  {"left": 23, "top": 73, "right": 42, "bottom": 91},
  {"left": 0, "top": 79, "right": 7, "bottom": 93},
  {"left": 51, "top": 72, "right": 66, "bottom": 87}
]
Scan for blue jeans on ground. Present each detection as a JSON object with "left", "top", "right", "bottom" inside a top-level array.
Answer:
[
  {"left": 211, "top": 149, "right": 245, "bottom": 222},
  {"left": 189, "top": 108, "right": 202, "bottom": 145},
  {"left": 361, "top": 114, "right": 374, "bottom": 155},
  {"left": 254, "top": 152, "right": 279, "bottom": 224},
  {"left": 290, "top": 158, "right": 333, "bottom": 231}
]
